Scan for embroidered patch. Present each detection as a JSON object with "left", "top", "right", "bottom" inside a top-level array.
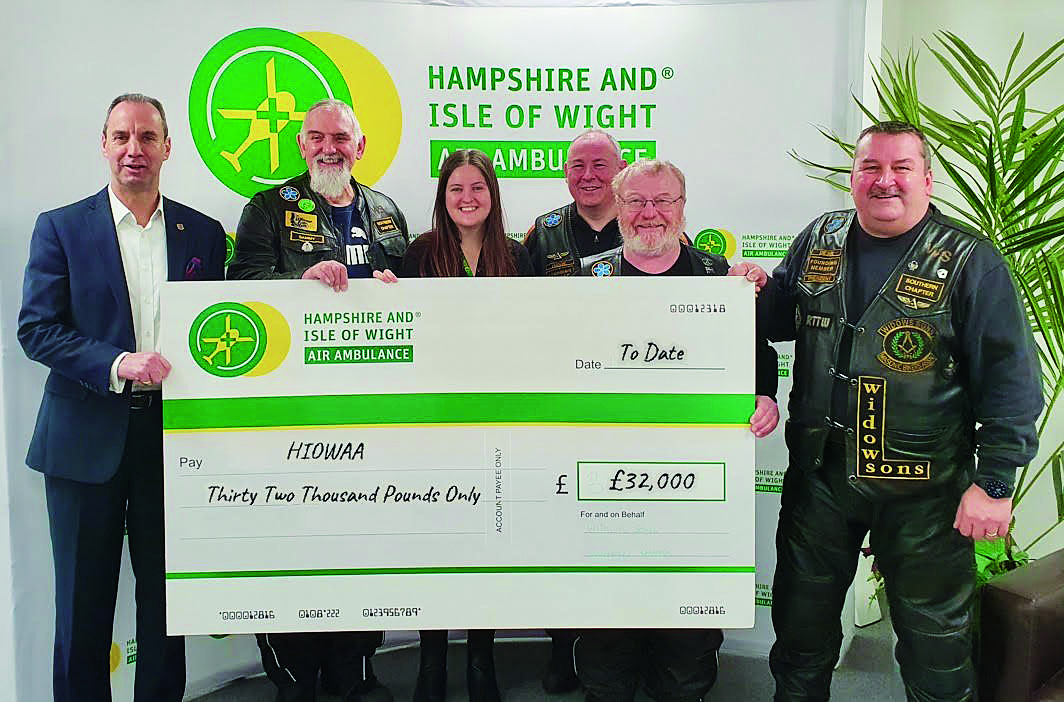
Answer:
[
  {"left": 288, "top": 230, "right": 324, "bottom": 245},
  {"left": 804, "top": 313, "right": 832, "bottom": 330},
  {"left": 545, "top": 259, "right": 576, "bottom": 276},
  {"left": 856, "top": 376, "right": 931, "bottom": 480},
  {"left": 590, "top": 260, "right": 614, "bottom": 277},
  {"left": 374, "top": 217, "right": 398, "bottom": 233},
  {"left": 279, "top": 186, "right": 299, "bottom": 202},
  {"left": 546, "top": 251, "right": 571, "bottom": 260},
  {"left": 823, "top": 212, "right": 848, "bottom": 234},
  {"left": 876, "top": 319, "right": 936, "bottom": 373},
  {"left": 285, "top": 211, "right": 318, "bottom": 232},
  {"left": 801, "top": 249, "right": 842, "bottom": 284},
  {"left": 544, "top": 213, "right": 562, "bottom": 227},
  {"left": 895, "top": 274, "right": 944, "bottom": 310},
  {"left": 297, "top": 198, "right": 315, "bottom": 213}
]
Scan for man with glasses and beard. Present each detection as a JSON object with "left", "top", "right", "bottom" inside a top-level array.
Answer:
[
  {"left": 577, "top": 159, "right": 779, "bottom": 702},
  {"left": 228, "top": 98, "right": 406, "bottom": 702}
]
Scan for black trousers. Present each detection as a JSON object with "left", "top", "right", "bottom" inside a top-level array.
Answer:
[
  {"left": 576, "top": 628, "right": 722, "bottom": 702},
  {"left": 257, "top": 630, "right": 383, "bottom": 697},
  {"left": 45, "top": 397, "right": 185, "bottom": 702},
  {"left": 769, "top": 447, "right": 975, "bottom": 701}
]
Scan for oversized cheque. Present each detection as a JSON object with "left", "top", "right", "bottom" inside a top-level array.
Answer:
[{"left": 161, "top": 277, "right": 756, "bottom": 634}]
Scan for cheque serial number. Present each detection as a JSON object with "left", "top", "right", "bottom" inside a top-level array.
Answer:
[
  {"left": 219, "top": 609, "right": 275, "bottom": 621},
  {"left": 669, "top": 303, "right": 726, "bottom": 313},
  {"left": 363, "top": 607, "right": 422, "bottom": 618},
  {"left": 609, "top": 471, "right": 696, "bottom": 493}
]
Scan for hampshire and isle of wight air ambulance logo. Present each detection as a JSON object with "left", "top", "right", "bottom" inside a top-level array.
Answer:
[
  {"left": 693, "top": 228, "right": 737, "bottom": 260},
  {"left": 189, "top": 302, "right": 291, "bottom": 378},
  {"left": 189, "top": 28, "right": 402, "bottom": 198}
]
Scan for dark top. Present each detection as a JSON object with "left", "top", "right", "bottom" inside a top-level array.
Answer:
[
  {"left": 525, "top": 208, "right": 621, "bottom": 275},
  {"left": 759, "top": 204, "right": 1043, "bottom": 478},
  {"left": 400, "top": 233, "right": 534, "bottom": 278},
  {"left": 620, "top": 252, "right": 695, "bottom": 276}
]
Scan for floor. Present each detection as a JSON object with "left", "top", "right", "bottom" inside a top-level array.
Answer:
[{"left": 193, "top": 618, "right": 906, "bottom": 701}]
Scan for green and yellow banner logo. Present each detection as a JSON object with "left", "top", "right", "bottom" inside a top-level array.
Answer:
[
  {"left": 189, "top": 301, "right": 291, "bottom": 378},
  {"left": 693, "top": 228, "right": 736, "bottom": 260},
  {"left": 189, "top": 28, "right": 401, "bottom": 197}
]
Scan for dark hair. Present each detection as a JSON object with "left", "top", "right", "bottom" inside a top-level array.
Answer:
[
  {"left": 855, "top": 120, "right": 931, "bottom": 171},
  {"left": 103, "top": 93, "right": 168, "bottom": 138},
  {"left": 423, "top": 149, "right": 514, "bottom": 277}
]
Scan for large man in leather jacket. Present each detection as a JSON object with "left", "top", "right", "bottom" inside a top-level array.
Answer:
[
  {"left": 760, "top": 121, "right": 1043, "bottom": 701},
  {"left": 228, "top": 99, "right": 408, "bottom": 702}
]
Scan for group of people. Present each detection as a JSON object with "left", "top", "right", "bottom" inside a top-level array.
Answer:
[{"left": 16, "top": 90, "right": 1041, "bottom": 702}]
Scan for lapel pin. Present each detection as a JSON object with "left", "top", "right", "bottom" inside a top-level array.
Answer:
[{"left": 176, "top": 222, "right": 185, "bottom": 231}]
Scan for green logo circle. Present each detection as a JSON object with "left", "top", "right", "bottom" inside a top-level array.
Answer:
[
  {"left": 189, "top": 28, "right": 353, "bottom": 198},
  {"left": 298, "top": 198, "right": 315, "bottom": 212},
  {"left": 693, "top": 228, "right": 728, "bottom": 256},
  {"left": 888, "top": 329, "right": 928, "bottom": 361},
  {"left": 224, "top": 235, "right": 235, "bottom": 267},
  {"left": 189, "top": 302, "right": 269, "bottom": 377}
]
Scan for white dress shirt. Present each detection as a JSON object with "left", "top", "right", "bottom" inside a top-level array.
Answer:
[{"left": 107, "top": 186, "right": 168, "bottom": 393}]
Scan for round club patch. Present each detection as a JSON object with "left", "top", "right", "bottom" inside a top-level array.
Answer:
[
  {"left": 298, "top": 198, "right": 316, "bottom": 212},
  {"left": 591, "top": 260, "right": 614, "bottom": 277},
  {"left": 279, "top": 186, "right": 300, "bottom": 201},
  {"left": 877, "top": 318, "right": 936, "bottom": 373},
  {"left": 544, "top": 213, "right": 561, "bottom": 227},
  {"left": 823, "top": 212, "right": 848, "bottom": 234}
]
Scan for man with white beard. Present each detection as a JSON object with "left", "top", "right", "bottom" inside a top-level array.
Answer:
[
  {"left": 229, "top": 99, "right": 408, "bottom": 292},
  {"left": 577, "top": 159, "right": 779, "bottom": 702},
  {"left": 228, "top": 98, "right": 404, "bottom": 701}
]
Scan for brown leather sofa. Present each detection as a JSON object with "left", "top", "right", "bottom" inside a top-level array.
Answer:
[{"left": 979, "top": 547, "right": 1064, "bottom": 701}]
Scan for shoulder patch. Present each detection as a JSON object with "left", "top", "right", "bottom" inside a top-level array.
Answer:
[
  {"left": 822, "top": 212, "right": 848, "bottom": 234},
  {"left": 374, "top": 217, "right": 398, "bottom": 233},
  {"left": 279, "top": 186, "right": 299, "bottom": 202},
  {"left": 544, "top": 213, "right": 562, "bottom": 227}
]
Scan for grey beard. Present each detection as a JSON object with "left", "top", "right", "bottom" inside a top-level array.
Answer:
[{"left": 308, "top": 163, "right": 350, "bottom": 200}]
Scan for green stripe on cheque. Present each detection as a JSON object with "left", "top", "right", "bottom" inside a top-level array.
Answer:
[
  {"left": 168, "top": 564, "right": 755, "bottom": 580},
  {"left": 163, "top": 393, "right": 752, "bottom": 430}
]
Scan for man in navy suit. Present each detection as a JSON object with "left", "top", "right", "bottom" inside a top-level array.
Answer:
[{"left": 18, "top": 93, "right": 226, "bottom": 702}]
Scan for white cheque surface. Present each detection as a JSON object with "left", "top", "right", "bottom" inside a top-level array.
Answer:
[{"left": 162, "top": 277, "right": 755, "bottom": 634}]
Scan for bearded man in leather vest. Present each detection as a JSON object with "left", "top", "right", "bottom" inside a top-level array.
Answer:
[
  {"left": 228, "top": 99, "right": 406, "bottom": 702},
  {"left": 761, "top": 121, "right": 1043, "bottom": 701}
]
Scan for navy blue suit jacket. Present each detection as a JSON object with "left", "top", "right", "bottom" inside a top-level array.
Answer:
[{"left": 18, "top": 187, "right": 226, "bottom": 484}]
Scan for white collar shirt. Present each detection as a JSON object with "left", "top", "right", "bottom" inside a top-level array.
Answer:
[{"left": 107, "top": 186, "right": 167, "bottom": 390}]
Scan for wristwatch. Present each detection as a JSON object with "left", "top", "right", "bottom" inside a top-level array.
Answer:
[{"left": 975, "top": 477, "right": 1011, "bottom": 499}]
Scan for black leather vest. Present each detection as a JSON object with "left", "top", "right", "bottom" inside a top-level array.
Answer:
[
  {"left": 581, "top": 245, "right": 728, "bottom": 277},
  {"left": 531, "top": 203, "right": 582, "bottom": 276},
  {"left": 788, "top": 209, "right": 981, "bottom": 497}
]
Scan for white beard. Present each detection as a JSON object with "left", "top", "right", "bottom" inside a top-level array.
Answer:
[
  {"left": 308, "top": 161, "right": 351, "bottom": 200},
  {"left": 620, "top": 215, "right": 685, "bottom": 257}
]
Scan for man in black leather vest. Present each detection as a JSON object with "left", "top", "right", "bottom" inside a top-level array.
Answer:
[
  {"left": 578, "top": 159, "right": 780, "bottom": 702},
  {"left": 761, "top": 121, "right": 1043, "bottom": 701},
  {"left": 229, "top": 99, "right": 406, "bottom": 702},
  {"left": 525, "top": 129, "right": 627, "bottom": 278}
]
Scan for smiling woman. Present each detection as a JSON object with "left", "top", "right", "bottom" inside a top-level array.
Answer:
[{"left": 401, "top": 149, "right": 532, "bottom": 278}]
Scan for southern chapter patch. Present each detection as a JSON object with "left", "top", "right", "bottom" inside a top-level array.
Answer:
[
  {"left": 877, "top": 318, "right": 936, "bottom": 373},
  {"left": 285, "top": 211, "right": 318, "bottom": 232},
  {"left": 895, "top": 274, "right": 944, "bottom": 310},
  {"left": 801, "top": 249, "right": 842, "bottom": 284}
]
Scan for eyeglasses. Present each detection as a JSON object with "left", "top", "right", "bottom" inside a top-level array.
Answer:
[{"left": 620, "top": 195, "right": 685, "bottom": 212}]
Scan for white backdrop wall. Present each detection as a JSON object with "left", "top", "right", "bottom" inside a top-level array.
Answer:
[{"left": 1, "top": 1, "right": 867, "bottom": 699}]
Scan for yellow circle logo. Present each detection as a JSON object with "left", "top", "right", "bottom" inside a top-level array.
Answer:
[{"left": 189, "top": 28, "right": 402, "bottom": 197}]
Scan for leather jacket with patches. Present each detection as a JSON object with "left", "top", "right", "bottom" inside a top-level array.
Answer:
[
  {"left": 228, "top": 172, "right": 409, "bottom": 280},
  {"left": 764, "top": 207, "right": 1042, "bottom": 498},
  {"left": 580, "top": 244, "right": 729, "bottom": 277}
]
